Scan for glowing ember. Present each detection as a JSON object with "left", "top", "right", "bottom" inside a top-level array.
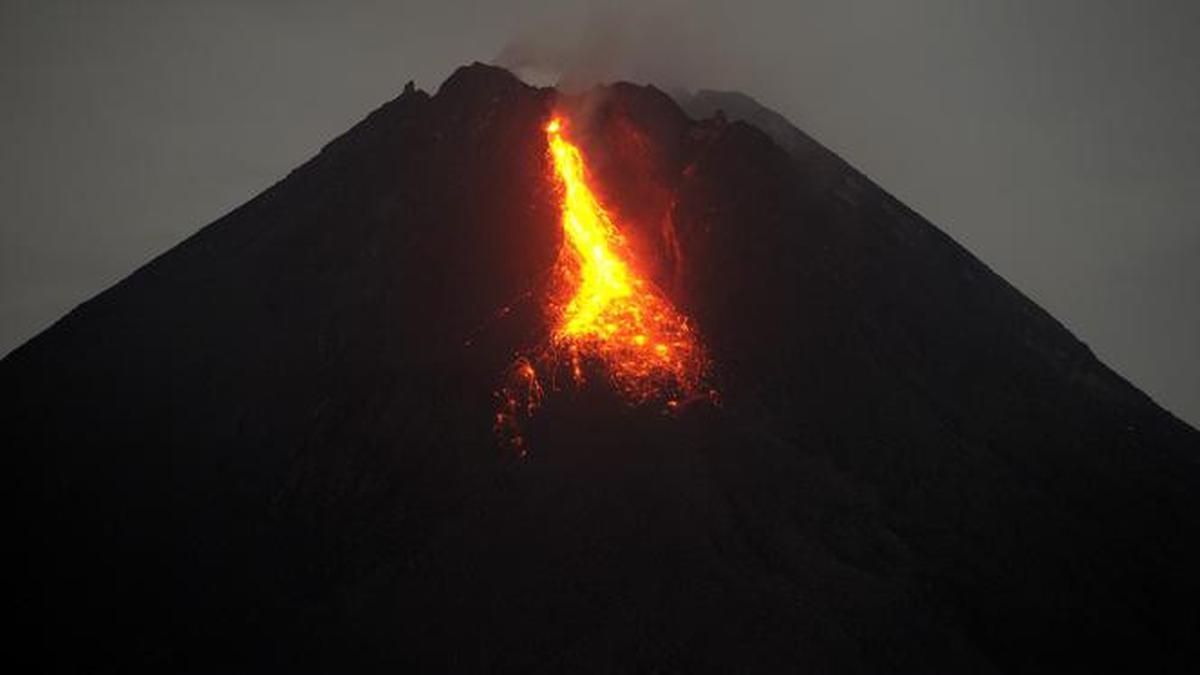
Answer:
[{"left": 496, "top": 115, "right": 709, "bottom": 454}]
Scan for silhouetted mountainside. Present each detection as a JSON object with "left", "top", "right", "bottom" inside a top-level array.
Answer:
[
  {"left": 6, "top": 63, "right": 1199, "bottom": 673},
  {"left": 676, "top": 88, "right": 835, "bottom": 164}
]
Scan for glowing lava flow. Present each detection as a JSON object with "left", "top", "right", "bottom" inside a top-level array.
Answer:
[
  {"left": 495, "top": 116, "right": 708, "bottom": 454},
  {"left": 544, "top": 117, "right": 706, "bottom": 400}
]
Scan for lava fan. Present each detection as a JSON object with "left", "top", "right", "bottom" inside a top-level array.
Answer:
[{"left": 496, "top": 116, "right": 710, "bottom": 452}]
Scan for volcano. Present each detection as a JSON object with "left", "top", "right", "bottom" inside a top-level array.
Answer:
[{"left": 6, "top": 63, "right": 1199, "bottom": 672}]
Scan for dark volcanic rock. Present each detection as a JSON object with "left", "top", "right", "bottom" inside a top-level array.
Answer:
[{"left": 6, "top": 62, "right": 1199, "bottom": 673}]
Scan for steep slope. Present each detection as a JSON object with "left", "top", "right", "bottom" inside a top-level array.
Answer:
[{"left": 5, "top": 63, "right": 1198, "bottom": 673}]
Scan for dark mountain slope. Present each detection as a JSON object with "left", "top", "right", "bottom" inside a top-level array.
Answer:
[{"left": 6, "top": 63, "right": 1198, "bottom": 673}]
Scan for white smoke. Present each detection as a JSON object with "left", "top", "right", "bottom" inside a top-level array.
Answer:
[{"left": 493, "top": 0, "right": 700, "bottom": 92}]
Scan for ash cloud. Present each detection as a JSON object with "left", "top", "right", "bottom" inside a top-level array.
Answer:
[{"left": 492, "top": 0, "right": 719, "bottom": 93}]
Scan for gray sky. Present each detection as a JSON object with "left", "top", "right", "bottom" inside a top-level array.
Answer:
[{"left": 2, "top": 0, "right": 1197, "bottom": 426}]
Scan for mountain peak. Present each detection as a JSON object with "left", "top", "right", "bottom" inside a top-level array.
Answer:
[
  {"left": 437, "top": 60, "right": 532, "bottom": 99},
  {"left": 7, "top": 62, "right": 1198, "bottom": 672}
]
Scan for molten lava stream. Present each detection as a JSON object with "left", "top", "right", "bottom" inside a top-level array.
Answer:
[
  {"left": 496, "top": 115, "right": 709, "bottom": 454},
  {"left": 544, "top": 117, "right": 705, "bottom": 399}
]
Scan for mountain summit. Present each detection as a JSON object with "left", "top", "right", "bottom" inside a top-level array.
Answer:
[{"left": 6, "top": 62, "right": 1199, "bottom": 672}]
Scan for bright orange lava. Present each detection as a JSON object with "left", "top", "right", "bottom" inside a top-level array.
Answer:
[
  {"left": 544, "top": 116, "right": 705, "bottom": 401},
  {"left": 495, "top": 115, "right": 709, "bottom": 454}
]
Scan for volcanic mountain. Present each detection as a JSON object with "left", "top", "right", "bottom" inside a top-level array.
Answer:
[{"left": 7, "top": 63, "right": 1199, "bottom": 673}]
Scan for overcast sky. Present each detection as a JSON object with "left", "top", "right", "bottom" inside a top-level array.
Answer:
[{"left": 2, "top": 0, "right": 1197, "bottom": 425}]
